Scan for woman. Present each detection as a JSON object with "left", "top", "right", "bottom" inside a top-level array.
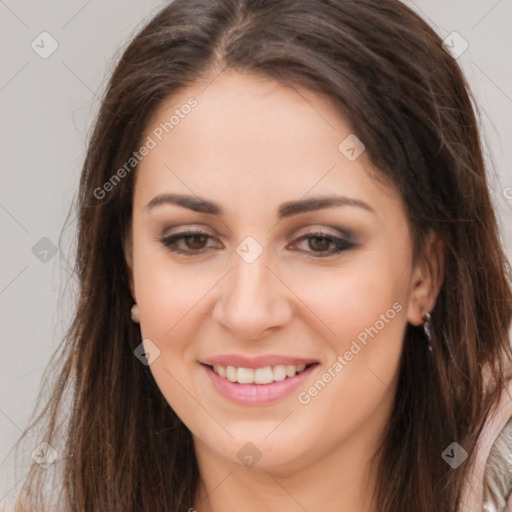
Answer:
[{"left": 16, "top": 0, "right": 512, "bottom": 511}]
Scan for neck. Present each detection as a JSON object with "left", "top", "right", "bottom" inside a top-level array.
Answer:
[{"left": 192, "top": 424, "right": 383, "bottom": 512}]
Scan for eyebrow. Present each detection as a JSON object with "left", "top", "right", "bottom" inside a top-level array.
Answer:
[{"left": 144, "top": 193, "right": 375, "bottom": 218}]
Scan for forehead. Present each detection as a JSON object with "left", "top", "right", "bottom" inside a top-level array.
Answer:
[{"left": 134, "top": 70, "right": 400, "bottom": 220}]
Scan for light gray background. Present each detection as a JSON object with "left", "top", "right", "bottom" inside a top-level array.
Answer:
[{"left": 1, "top": 1, "right": 511, "bottom": 509}]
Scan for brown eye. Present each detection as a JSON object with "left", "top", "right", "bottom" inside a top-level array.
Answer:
[
  {"left": 308, "top": 236, "right": 331, "bottom": 252},
  {"left": 161, "top": 230, "right": 220, "bottom": 255},
  {"left": 184, "top": 233, "right": 208, "bottom": 250},
  {"left": 289, "top": 231, "right": 356, "bottom": 257}
]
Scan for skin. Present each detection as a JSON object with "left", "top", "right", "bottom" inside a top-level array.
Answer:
[{"left": 125, "top": 70, "right": 444, "bottom": 512}]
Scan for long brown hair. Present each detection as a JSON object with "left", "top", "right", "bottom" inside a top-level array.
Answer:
[{"left": 16, "top": 1, "right": 512, "bottom": 510}]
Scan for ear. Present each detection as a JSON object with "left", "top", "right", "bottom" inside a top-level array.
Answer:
[
  {"left": 406, "top": 230, "right": 445, "bottom": 326},
  {"left": 124, "top": 229, "right": 136, "bottom": 301}
]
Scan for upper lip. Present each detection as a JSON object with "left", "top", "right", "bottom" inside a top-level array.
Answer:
[{"left": 201, "top": 354, "right": 319, "bottom": 368}]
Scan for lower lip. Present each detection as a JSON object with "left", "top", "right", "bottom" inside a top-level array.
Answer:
[{"left": 202, "top": 364, "right": 318, "bottom": 405}]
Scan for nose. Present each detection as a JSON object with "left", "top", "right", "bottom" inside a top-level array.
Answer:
[{"left": 212, "top": 252, "right": 293, "bottom": 340}]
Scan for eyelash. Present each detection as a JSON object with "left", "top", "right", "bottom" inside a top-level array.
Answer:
[{"left": 160, "top": 229, "right": 356, "bottom": 258}]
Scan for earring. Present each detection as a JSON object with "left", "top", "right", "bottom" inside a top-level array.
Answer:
[
  {"left": 423, "top": 312, "right": 433, "bottom": 352},
  {"left": 131, "top": 303, "right": 140, "bottom": 323}
]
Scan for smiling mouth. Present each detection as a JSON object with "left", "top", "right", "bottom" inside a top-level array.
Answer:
[{"left": 204, "top": 362, "right": 319, "bottom": 385}]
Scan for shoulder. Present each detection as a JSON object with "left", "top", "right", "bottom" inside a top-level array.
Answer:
[
  {"left": 460, "top": 367, "right": 512, "bottom": 512},
  {"left": 482, "top": 374, "right": 512, "bottom": 511},
  {"left": 483, "top": 416, "right": 512, "bottom": 511}
]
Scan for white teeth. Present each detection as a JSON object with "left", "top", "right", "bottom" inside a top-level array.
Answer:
[
  {"left": 226, "top": 366, "right": 237, "bottom": 382},
  {"left": 285, "top": 365, "right": 296, "bottom": 378},
  {"left": 273, "top": 365, "right": 287, "bottom": 381},
  {"left": 214, "top": 365, "right": 226, "bottom": 378},
  {"left": 212, "top": 363, "right": 311, "bottom": 384},
  {"left": 236, "top": 367, "right": 254, "bottom": 384},
  {"left": 254, "top": 366, "right": 273, "bottom": 384}
]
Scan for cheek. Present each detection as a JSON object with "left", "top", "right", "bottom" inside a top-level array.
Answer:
[
  {"left": 131, "top": 241, "right": 214, "bottom": 356},
  {"left": 131, "top": 248, "right": 217, "bottom": 430},
  {"left": 286, "top": 256, "right": 409, "bottom": 353},
  {"left": 286, "top": 246, "right": 410, "bottom": 410},
  {"left": 288, "top": 269, "right": 408, "bottom": 450}
]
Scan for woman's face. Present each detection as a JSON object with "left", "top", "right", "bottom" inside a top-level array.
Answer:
[{"left": 126, "top": 70, "right": 435, "bottom": 473}]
